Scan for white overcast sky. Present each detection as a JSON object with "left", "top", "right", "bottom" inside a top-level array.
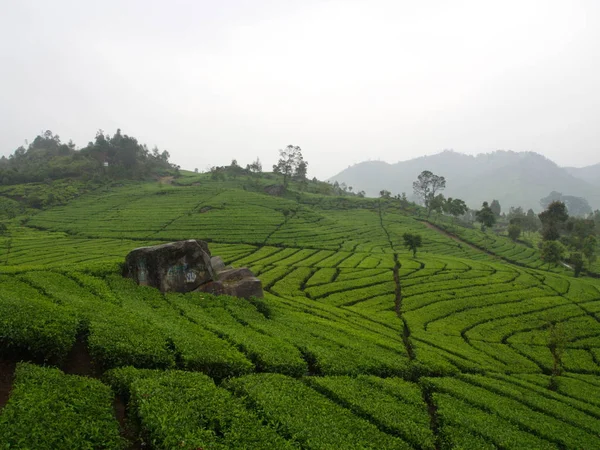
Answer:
[{"left": 1, "top": 0, "right": 599, "bottom": 179}]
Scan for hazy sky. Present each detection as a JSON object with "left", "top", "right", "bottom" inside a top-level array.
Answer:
[{"left": 1, "top": 0, "right": 599, "bottom": 179}]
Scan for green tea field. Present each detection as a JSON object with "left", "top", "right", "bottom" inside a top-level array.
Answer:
[{"left": 1, "top": 176, "right": 600, "bottom": 449}]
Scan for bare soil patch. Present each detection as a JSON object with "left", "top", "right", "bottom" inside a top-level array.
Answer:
[{"left": 0, "top": 359, "right": 16, "bottom": 409}]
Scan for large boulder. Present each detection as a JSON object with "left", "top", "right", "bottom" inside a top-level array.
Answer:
[
  {"left": 123, "top": 240, "right": 264, "bottom": 299},
  {"left": 123, "top": 240, "right": 214, "bottom": 293},
  {"left": 196, "top": 268, "right": 263, "bottom": 299}
]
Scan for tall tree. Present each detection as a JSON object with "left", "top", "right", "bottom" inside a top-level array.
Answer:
[
  {"left": 490, "top": 199, "right": 501, "bottom": 217},
  {"left": 541, "top": 240, "right": 566, "bottom": 270},
  {"left": 246, "top": 157, "right": 263, "bottom": 174},
  {"left": 443, "top": 197, "right": 468, "bottom": 222},
  {"left": 524, "top": 208, "right": 541, "bottom": 234},
  {"left": 429, "top": 194, "right": 446, "bottom": 217},
  {"left": 508, "top": 224, "right": 521, "bottom": 241},
  {"left": 539, "top": 201, "right": 569, "bottom": 241},
  {"left": 273, "top": 145, "right": 305, "bottom": 188},
  {"left": 412, "top": 171, "right": 446, "bottom": 218},
  {"left": 295, "top": 159, "right": 308, "bottom": 181},
  {"left": 541, "top": 191, "right": 592, "bottom": 217},
  {"left": 476, "top": 201, "right": 496, "bottom": 231}
]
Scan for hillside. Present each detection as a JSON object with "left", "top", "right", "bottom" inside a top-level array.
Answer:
[
  {"left": 565, "top": 163, "right": 600, "bottom": 187},
  {"left": 330, "top": 150, "right": 600, "bottom": 211},
  {"left": 1, "top": 173, "right": 600, "bottom": 448}
]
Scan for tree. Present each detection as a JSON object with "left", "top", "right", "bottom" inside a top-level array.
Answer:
[
  {"left": 540, "top": 240, "right": 566, "bottom": 270},
  {"left": 524, "top": 208, "right": 541, "bottom": 234},
  {"left": 548, "top": 321, "right": 566, "bottom": 377},
  {"left": 490, "top": 199, "right": 501, "bottom": 217},
  {"left": 443, "top": 197, "right": 468, "bottom": 223},
  {"left": 539, "top": 201, "right": 569, "bottom": 241},
  {"left": 403, "top": 233, "right": 423, "bottom": 257},
  {"left": 582, "top": 235, "right": 597, "bottom": 265},
  {"left": 228, "top": 159, "right": 245, "bottom": 178},
  {"left": 379, "top": 190, "right": 391, "bottom": 199},
  {"left": 476, "top": 201, "right": 496, "bottom": 231},
  {"left": 247, "top": 157, "right": 262, "bottom": 174},
  {"left": 569, "top": 252, "right": 584, "bottom": 277},
  {"left": 564, "top": 217, "right": 595, "bottom": 251},
  {"left": 507, "top": 224, "right": 521, "bottom": 241},
  {"left": 295, "top": 159, "right": 308, "bottom": 181},
  {"left": 541, "top": 191, "right": 592, "bottom": 217},
  {"left": 273, "top": 145, "right": 303, "bottom": 187},
  {"left": 429, "top": 194, "right": 446, "bottom": 217},
  {"left": 412, "top": 171, "right": 446, "bottom": 218}
]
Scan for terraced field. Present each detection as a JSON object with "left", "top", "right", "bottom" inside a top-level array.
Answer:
[{"left": 1, "top": 178, "right": 600, "bottom": 449}]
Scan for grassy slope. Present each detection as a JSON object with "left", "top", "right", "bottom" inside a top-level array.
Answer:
[{"left": 1, "top": 173, "right": 599, "bottom": 449}]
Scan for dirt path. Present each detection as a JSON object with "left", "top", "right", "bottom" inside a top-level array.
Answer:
[
  {"left": 0, "top": 359, "right": 16, "bottom": 409},
  {"left": 422, "top": 221, "right": 498, "bottom": 257},
  {"left": 62, "top": 335, "right": 95, "bottom": 377}
]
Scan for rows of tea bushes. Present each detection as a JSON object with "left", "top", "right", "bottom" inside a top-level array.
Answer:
[
  {"left": 2, "top": 178, "right": 600, "bottom": 448},
  {"left": 428, "top": 217, "right": 555, "bottom": 270},
  {"left": 0, "top": 363, "right": 124, "bottom": 449}
]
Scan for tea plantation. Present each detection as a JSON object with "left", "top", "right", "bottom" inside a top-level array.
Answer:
[{"left": 1, "top": 176, "right": 600, "bottom": 449}]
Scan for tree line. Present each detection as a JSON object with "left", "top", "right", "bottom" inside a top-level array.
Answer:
[{"left": 0, "top": 130, "right": 175, "bottom": 185}]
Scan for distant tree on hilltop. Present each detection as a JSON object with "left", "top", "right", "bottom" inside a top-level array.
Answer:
[
  {"left": 0, "top": 129, "right": 174, "bottom": 185},
  {"left": 490, "top": 199, "right": 501, "bottom": 217},
  {"left": 541, "top": 191, "right": 592, "bottom": 217},
  {"left": 412, "top": 171, "right": 446, "bottom": 218},
  {"left": 273, "top": 145, "right": 306, "bottom": 188}
]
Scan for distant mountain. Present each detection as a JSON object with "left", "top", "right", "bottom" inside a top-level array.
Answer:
[
  {"left": 564, "top": 163, "right": 600, "bottom": 187},
  {"left": 329, "top": 150, "right": 600, "bottom": 212}
]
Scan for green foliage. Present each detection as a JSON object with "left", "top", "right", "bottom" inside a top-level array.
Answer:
[
  {"left": 475, "top": 201, "right": 496, "bottom": 231},
  {"left": 1, "top": 175, "right": 600, "bottom": 447},
  {"left": 273, "top": 145, "right": 306, "bottom": 187},
  {"left": 540, "top": 240, "right": 566, "bottom": 269},
  {"left": 225, "top": 373, "right": 410, "bottom": 449},
  {"left": 507, "top": 223, "right": 521, "bottom": 241},
  {"left": 403, "top": 232, "right": 423, "bottom": 257},
  {"left": 0, "top": 363, "right": 124, "bottom": 449},
  {"left": 0, "top": 129, "right": 174, "bottom": 185},
  {"left": 306, "top": 376, "right": 435, "bottom": 448},
  {"left": 379, "top": 189, "right": 391, "bottom": 199},
  {"left": 539, "top": 200, "right": 569, "bottom": 241},
  {"left": 412, "top": 170, "right": 446, "bottom": 218},
  {"left": 426, "top": 375, "right": 599, "bottom": 449},
  {"left": 443, "top": 197, "right": 468, "bottom": 220},
  {"left": 105, "top": 368, "right": 294, "bottom": 449},
  {"left": 0, "top": 276, "right": 78, "bottom": 361},
  {"left": 569, "top": 251, "right": 584, "bottom": 277}
]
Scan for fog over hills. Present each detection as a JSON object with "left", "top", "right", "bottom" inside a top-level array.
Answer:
[
  {"left": 565, "top": 163, "right": 600, "bottom": 187},
  {"left": 329, "top": 150, "right": 600, "bottom": 212}
]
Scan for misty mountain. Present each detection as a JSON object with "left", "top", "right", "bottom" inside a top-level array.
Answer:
[
  {"left": 565, "top": 163, "right": 600, "bottom": 187},
  {"left": 329, "top": 150, "right": 600, "bottom": 212}
]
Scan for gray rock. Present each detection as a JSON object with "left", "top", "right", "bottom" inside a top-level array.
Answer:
[
  {"left": 123, "top": 239, "right": 214, "bottom": 293},
  {"left": 210, "top": 256, "right": 227, "bottom": 272},
  {"left": 196, "top": 276, "right": 263, "bottom": 299},
  {"left": 217, "top": 267, "right": 255, "bottom": 282},
  {"left": 124, "top": 240, "right": 264, "bottom": 299},
  {"left": 264, "top": 184, "right": 285, "bottom": 196}
]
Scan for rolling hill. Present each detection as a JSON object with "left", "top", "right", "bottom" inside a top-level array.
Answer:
[
  {"left": 565, "top": 163, "right": 600, "bottom": 187},
  {"left": 1, "top": 172, "right": 600, "bottom": 448},
  {"left": 329, "top": 150, "right": 600, "bottom": 211}
]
